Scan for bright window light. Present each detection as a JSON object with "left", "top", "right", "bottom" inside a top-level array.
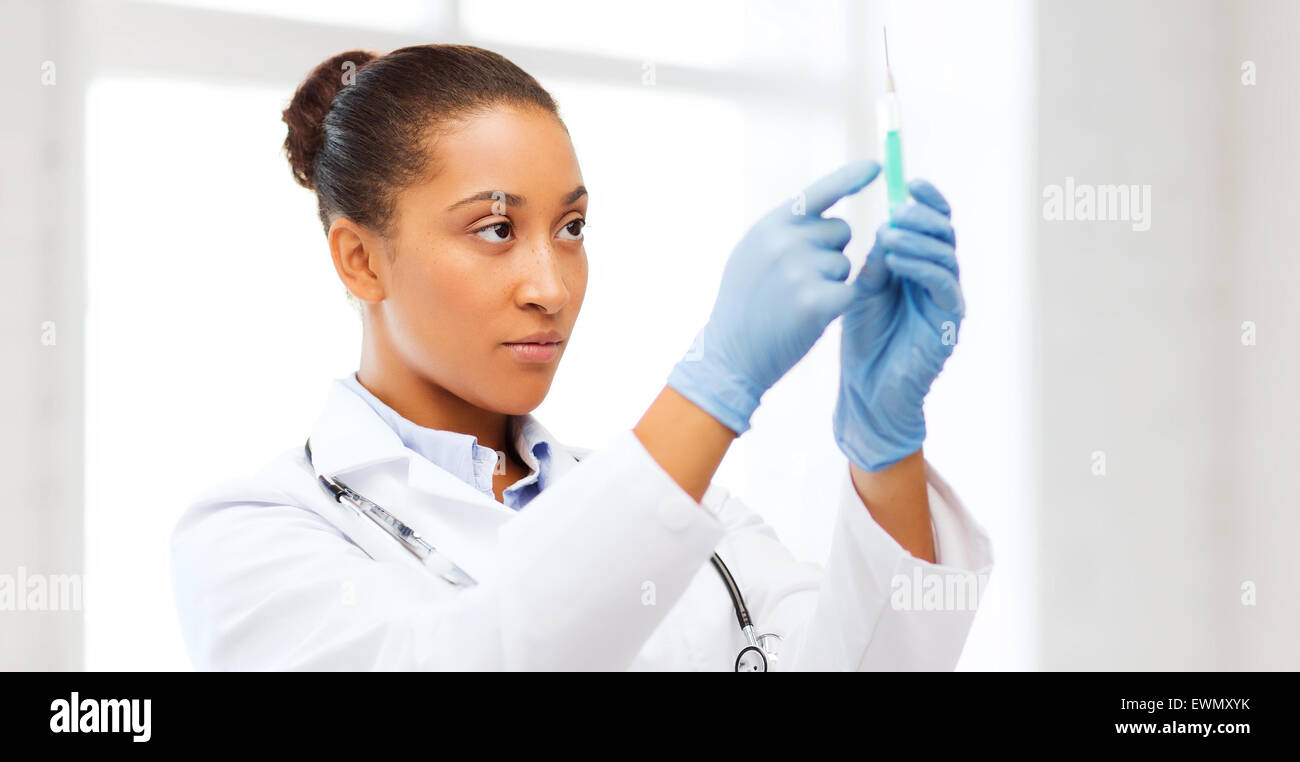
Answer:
[{"left": 85, "top": 77, "right": 362, "bottom": 670}]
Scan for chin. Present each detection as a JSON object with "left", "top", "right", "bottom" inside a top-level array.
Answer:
[{"left": 492, "top": 381, "right": 552, "bottom": 416}]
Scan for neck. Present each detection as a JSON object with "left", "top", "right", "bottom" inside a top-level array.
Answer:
[{"left": 357, "top": 334, "right": 512, "bottom": 456}]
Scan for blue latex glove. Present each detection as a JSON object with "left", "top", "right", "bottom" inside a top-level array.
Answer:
[
  {"left": 834, "top": 178, "right": 965, "bottom": 471},
  {"left": 668, "top": 159, "right": 882, "bottom": 435}
]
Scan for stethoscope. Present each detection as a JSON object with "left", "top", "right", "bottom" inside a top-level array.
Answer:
[{"left": 305, "top": 439, "right": 782, "bottom": 671}]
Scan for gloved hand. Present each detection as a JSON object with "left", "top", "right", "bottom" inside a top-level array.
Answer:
[
  {"left": 834, "top": 178, "right": 964, "bottom": 471},
  {"left": 668, "top": 159, "right": 882, "bottom": 435}
]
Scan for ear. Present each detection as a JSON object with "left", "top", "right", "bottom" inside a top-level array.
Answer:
[{"left": 328, "top": 217, "right": 388, "bottom": 303}]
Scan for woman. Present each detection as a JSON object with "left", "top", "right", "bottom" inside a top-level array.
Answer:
[{"left": 171, "top": 44, "right": 992, "bottom": 671}]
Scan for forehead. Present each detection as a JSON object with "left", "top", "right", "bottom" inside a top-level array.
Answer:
[{"left": 417, "top": 104, "right": 582, "bottom": 203}]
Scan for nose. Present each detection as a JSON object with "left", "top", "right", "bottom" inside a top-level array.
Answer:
[{"left": 514, "top": 237, "right": 570, "bottom": 314}]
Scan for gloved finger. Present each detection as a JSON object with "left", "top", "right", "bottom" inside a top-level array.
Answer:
[
  {"left": 889, "top": 201, "right": 955, "bottom": 246},
  {"left": 903, "top": 280, "right": 962, "bottom": 349},
  {"left": 879, "top": 227, "right": 959, "bottom": 277},
  {"left": 806, "top": 248, "right": 852, "bottom": 281},
  {"left": 795, "top": 159, "right": 882, "bottom": 218},
  {"left": 906, "top": 178, "right": 951, "bottom": 217},
  {"left": 884, "top": 252, "right": 965, "bottom": 316},
  {"left": 800, "top": 216, "right": 853, "bottom": 250},
  {"left": 811, "top": 279, "right": 857, "bottom": 324},
  {"left": 852, "top": 238, "right": 892, "bottom": 294}
]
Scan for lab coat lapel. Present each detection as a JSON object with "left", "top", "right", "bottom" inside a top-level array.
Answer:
[
  {"left": 401, "top": 456, "right": 515, "bottom": 586},
  {"left": 307, "top": 379, "right": 586, "bottom": 589},
  {"left": 400, "top": 415, "right": 591, "bottom": 586},
  {"left": 307, "top": 380, "right": 510, "bottom": 586},
  {"left": 307, "top": 381, "right": 411, "bottom": 477}
]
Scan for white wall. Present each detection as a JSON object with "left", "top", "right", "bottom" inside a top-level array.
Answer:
[
  {"left": 0, "top": 0, "right": 86, "bottom": 670},
  {"left": 1224, "top": 0, "right": 1300, "bottom": 670},
  {"left": 1035, "top": 0, "right": 1299, "bottom": 669}
]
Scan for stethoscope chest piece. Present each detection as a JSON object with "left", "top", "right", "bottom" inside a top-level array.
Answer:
[
  {"left": 736, "top": 645, "right": 767, "bottom": 672},
  {"left": 734, "top": 624, "right": 784, "bottom": 672}
]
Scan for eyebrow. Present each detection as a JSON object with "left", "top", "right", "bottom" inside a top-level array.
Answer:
[{"left": 447, "top": 185, "right": 587, "bottom": 212}]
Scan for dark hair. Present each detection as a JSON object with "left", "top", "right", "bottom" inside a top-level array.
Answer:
[{"left": 282, "top": 44, "right": 561, "bottom": 236}]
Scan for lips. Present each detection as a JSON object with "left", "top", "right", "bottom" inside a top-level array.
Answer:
[
  {"left": 503, "top": 342, "right": 560, "bottom": 362},
  {"left": 505, "top": 330, "right": 563, "bottom": 344},
  {"left": 502, "top": 330, "right": 563, "bottom": 363}
]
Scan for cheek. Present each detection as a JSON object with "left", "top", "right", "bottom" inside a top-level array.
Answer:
[
  {"left": 568, "top": 249, "right": 589, "bottom": 310},
  {"left": 390, "top": 247, "right": 500, "bottom": 348}
]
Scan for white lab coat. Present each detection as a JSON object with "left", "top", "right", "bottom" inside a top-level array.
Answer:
[{"left": 170, "top": 380, "right": 994, "bottom": 671}]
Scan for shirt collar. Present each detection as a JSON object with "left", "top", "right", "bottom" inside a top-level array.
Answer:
[{"left": 341, "top": 373, "right": 553, "bottom": 506}]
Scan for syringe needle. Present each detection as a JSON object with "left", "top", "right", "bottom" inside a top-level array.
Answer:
[{"left": 883, "top": 26, "right": 896, "bottom": 93}]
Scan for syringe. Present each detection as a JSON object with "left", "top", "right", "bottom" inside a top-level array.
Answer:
[{"left": 878, "top": 27, "right": 907, "bottom": 220}]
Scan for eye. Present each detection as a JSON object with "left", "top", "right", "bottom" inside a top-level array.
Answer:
[
  {"left": 474, "top": 221, "right": 513, "bottom": 242},
  {"left": 558, "top": 218, "right": 585, "bottom": 241}
]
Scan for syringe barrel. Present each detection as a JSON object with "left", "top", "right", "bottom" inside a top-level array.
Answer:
[{"left": 876, "top": 93, "right": 907, "bottom": 218}]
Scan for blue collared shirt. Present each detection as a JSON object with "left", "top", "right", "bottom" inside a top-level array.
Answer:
[{"left": 340, "top": 373, "right": 553, "bottom": 510}]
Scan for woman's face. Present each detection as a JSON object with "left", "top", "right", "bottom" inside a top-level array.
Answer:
[{"left": 373, "top": 104, "right": 588, "bottom": 415}]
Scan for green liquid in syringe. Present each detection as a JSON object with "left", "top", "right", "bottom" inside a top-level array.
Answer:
[{"left": 884, "top": 129, "right": 907, "bottom": 219}]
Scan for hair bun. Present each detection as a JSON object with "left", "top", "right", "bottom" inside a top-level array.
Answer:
[{"left": 282, "top": 50, "right": 378, "bottom": 190}]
